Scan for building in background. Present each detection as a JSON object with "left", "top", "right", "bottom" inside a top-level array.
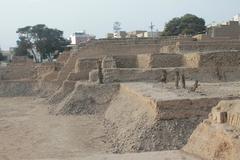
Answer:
[
  {"left": 106, "top": 31, "right": 127, "bottom": 39},
  {"left": 233, "top": 14, "right": 240, "bottom": 22},
  {"left": 106, "top": 30, "right": 161, "bottom": 39},
  {"left": 126, "top": 30, "right": 147, "bottom": 38},
  {"left": 206, "top": 21, "right": 240, "bottom": 39},
  {"left": 114, "top": 31, "right": 127, "bottom": 38},
  {"left": 106, "top": 33, "right": 114, "bottom": 39},
  {"left": 137, "top": 31, "right": 161, "bottom": 38},
  {"left": 70, "top": 31, "right": 96, "bottom": 45}
]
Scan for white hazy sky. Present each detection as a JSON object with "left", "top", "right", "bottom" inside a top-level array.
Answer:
[{"left": 0, "top": 0, "right": 240, "bottom": 50}]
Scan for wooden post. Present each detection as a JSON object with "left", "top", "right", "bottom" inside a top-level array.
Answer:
[
  {"left": 97, "top": 59, "right": 103, "bottom": 84},
  {"left": 190, "top": 80, "right": 199, "bottom": 92},
  {"left": 181, "top": 73, "right": 186, "bottom": 89},
  {"left": 175, "top": 71, "right": 180, "bottom": 89},
  {"left": 161, "top": 70, "right": 167, "bottom": 83},
  {"left": 217, "top": 112, "right": 228, "bottom": 124}
]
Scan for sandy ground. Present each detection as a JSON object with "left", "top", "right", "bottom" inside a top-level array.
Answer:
[
  {"left": 0, "top": 97, "right": 202, "bottom": 160},
  {"left": 0, "top": 97, "right": 108, "bottom": 160},
  {"left": 38, "top": 151, "right": 202, "bottom": 160}
]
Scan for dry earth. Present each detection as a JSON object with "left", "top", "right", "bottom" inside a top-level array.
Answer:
[
  {"left": 0, "top": 97, "right": 108, "bottom": 160},
  {"left": 0, "top": 97, "right": 202, "bottom": 160}
]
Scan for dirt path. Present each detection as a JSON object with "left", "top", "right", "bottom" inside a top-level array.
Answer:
[{"left": 0, "top": 97, "right": 108, "bottom": 160}]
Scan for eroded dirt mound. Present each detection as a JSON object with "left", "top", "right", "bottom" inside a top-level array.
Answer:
[
  {"left": 48, "top": 81, "right": 76, "bottom": 105},
  {"left": 104, "top": 87, "right": 156, "bottom": 153},
  {"left": 104, "top": 85, "right": 203, "bottom": 153},
  {"left": 50, "top": 82, "right": 119, "bottom": 115}
]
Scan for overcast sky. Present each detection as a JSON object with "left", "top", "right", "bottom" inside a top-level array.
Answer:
[{"left": 0, "top": 0, "right": 240, "bottom": 50}]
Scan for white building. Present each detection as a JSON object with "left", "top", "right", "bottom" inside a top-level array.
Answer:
[
  {"left": 113, "top": 31, "right": 127, "bottom": 38},
  {"left": 70, "top": 31, "right": 95, "bottom": 45},
  {"left": 136, "top": 31, "right": 161, "bottom": 38},
  {"left": 233, "top": 14, "right": 240, "bottom": 22}
]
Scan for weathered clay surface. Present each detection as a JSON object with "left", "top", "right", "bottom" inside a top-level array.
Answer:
[{"left": 183, "top": 100, "right": 240, "bottom": 160}]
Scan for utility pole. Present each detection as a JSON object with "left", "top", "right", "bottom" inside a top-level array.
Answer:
[{"left": 149, "top": 22, "right": 155, "bottom": 39}]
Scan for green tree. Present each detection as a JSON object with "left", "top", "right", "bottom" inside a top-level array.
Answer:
[
  {"left": 0, "top": 48, "right": 4, "bottom": 61},
  {"left": 15, "top": 24, "right": 70, "bottom": 62},
  {"left": 15, "top": 36, "right": 33, "bottom": 58},
  {"left": 162, "top": 14, "right": 206, "bottom": 36}
]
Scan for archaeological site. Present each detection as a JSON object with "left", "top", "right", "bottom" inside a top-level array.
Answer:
[{"left": 1, "top": 35, "right": 240, "bottom": 160}]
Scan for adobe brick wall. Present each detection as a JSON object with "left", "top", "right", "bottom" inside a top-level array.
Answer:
[
  {"left": 184, "top": 51, "right": 240, "bottom": 68},
  {"left": 161, "top": 40, "right": 240, "bottom": 53}
]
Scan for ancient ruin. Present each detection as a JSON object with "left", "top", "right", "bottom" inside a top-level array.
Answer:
[{"left": 1, "top": 36, "right": 240, "bottom": 160}]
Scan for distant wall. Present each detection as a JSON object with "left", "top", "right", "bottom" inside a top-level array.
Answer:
[
  {"left": 0, "top": 81, "right": 38, "bottom": 97},
  {"left": 137, "top": 53, "right": 183, "bottom": 68},
  {"left": 113, "top": 55, "right": 137, "bottom": 68},
  {"left": 160, "top": 40, "right": 240, "bottom": 53},
  {"left": 184, "top": 51, "right": 240, "bottom": 68},
  {"left": 77, "top": 44, "right": 162, "bottom": 58},
  {"left": 75, "top": 58, "right": 98, "bottom": 80},
  {"left": 89, "top": 68, "right": 197, "bottom": 83},
  {"left": 73, "top": 38, "right": 166, "bottom": 58},
  {"left": 57, "top": 51, "right": 71, "bottom": 64},
  {"left": 89, "top": 67, "right": 240, "bottom": 83},
  {"left": 207, "top": 21, "right": 240, "bottom": 39},
  {"left": 11, "top": 56, "right": 34, "bottom": 65},
  {"left": 0, "top": 66, "right": 36, "bottom": 80}
]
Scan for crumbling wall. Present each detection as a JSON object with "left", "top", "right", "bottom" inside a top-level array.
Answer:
[
  {"left": 113, "top": 55, "right": 137, "bottom": 68},
  {"left": 67, "top": 72, "right": 91, "bottom": 81},
  {"left": 198, "top": 51, "right": 240, "bottom": 67},
  {"left": 161, "top": 40, "right": 240, "bottom": 53},
  {"left": 0, "top": 66, "right": 37, "bottom": 80},
  {"left": 137, "top": 54, "right": 151, "bottom": 68},
  {"left": 56, "top": 51, "right": 71, "bottom": 64},
  {"left": 89, "top": 68, "right": 200, "bottom": 83},
  {"left": 183, "top": 100, "right": 240, "bottom": 160},
  {"left": 149, "top": 53, "right": 183, "bottom": 68},
  {"left": 75, "top": 40, "right": 162, "bottom": 58},
  {"left": 49, "top": 80, "right": 76, "bottom": 105},
  {"left": 36, "top": 62, "right": 63, "bottom": 81},
  {"left": 0, "top": 81, "right": 39, "bottom": 97},
  {"left": 11, "top": 56, "right": 34, "bottom": 65},
  {"left": 183, "top": 51, "right": 240, "bottom": 81},
  {"left": 183, "top": 53, "right": 201, "bottom": 68},
  {"left": 104, "top": 84, "right": 231, "bottom": 153},
  {"left": 160, "top": 45, "right": 178, "bottom": 53},
  {"left": 50, "top": 82, "right": 119, "bottom": 115},
  {"left": 0, "top": 56, "right": 38, "bottom": 81},
  {"left": 75, "top": 58, "right": 98, "bottom": 80},
  {"left": 211, "top": 100, "right": 240, "bottom": 129},
  {"left": 55, "top": 53, "right": 78, "bottom": 85}
]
